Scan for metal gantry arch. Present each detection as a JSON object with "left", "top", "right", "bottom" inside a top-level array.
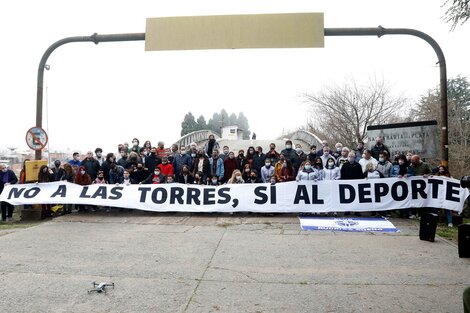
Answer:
[{"left": 34, "top": 26, "right": 448, "bottom": 166}]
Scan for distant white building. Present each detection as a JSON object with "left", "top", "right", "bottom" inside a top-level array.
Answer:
[{"left": 221, "top": 125, "right": 244, "bottom": 140}]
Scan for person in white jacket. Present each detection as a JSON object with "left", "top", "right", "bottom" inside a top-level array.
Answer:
[
  {"left": 323, "top": 157, "right": 341, "bottom": 180},
  {"left": 296, "top": 160, "right": 321, "bottom": 181}
]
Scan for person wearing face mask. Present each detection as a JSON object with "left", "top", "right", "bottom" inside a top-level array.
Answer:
[
  {"left": 0, "top": 164, "right": 18, "bottom": 222},
  {"left": 172, "top": 146, "right": 192, "bottom": 176},
  {"left": 208, "top": 175, "right": 220, "bottom": 186},
  {"left": 130, "top": 162, "right": 149, "bottom": 184},
  {"left": 340, "top": 152, "right": 364, "bottom": 180},
  {"left": 323, "top": 157, "right": 341, "bottom": 180},
  {"left": 296, "top": 160, "right": 321, "bottom": 181},
  {"left": 143, "top": 167, "right": 166, "bottom": 184},
  {"left": 193, "top": 171, "right": 205, "bottom": 185},
  {"left": 278, "top": 159, "right": 296, "bottom": 182},
  {"left": 178, "top": 165, "right": 194, "bottom": 184},
  {"left": 245, "top": 146, "right": 256, "bottom": 166},
  {"left": 157, "top": 156, "right": 174, "bottom": 179},
  {"left": 145, "top": 147, "right": 161, "bottom": 173},
  {"left": 209, "top": 149, "right": 225, "bottom": 184},
  {"left": 81, "top": 151, "right": 101, "bottom": 180},
  {"left": 435, "top": 165, "right": 454, "bottom": 227},
  {"left": 293, "top": 146, "right": 307, "bottom": 175},
  {"left": 253, "top": 146, "right": 266, "bottom": 173},
  {"left": 261, "top": 158, "right": 275, "bottom": 183},
  {"left": 192, "top": 150, "right": 210, "bottom": 183},
  {"left": 390, "top": 155, "right": 412, "bottom": 178},
  {"left": 93, "top": 170, "right": 107, "bottom": 184},
  {"left": 266, "top": 143, "right": 280, "bottom": 164},
  {"left": 204, "top": 134, "right": 220, "bottom": 157},
  {"left": 68, "top": 152, "right": 81, "bottom": 167},
  {"left": 242, "top": 164, "right": 253, "bottom": 182},
  {"left": 52, "top": 160, "right": 65, "bottom": 181},
  {"left": 246, "top": 170, "right": 261, "bottom": 184},
  {"left": 375, "top": 152, "right": 393, "bottom": 178},
  {"left": 405, "top": 152, "right": 413, "bottom": 166},
  {"left": 223, "top": 151, "right": 239, "bottom": 183},
  {"left": 130, "top": 138, "right": 141, "bottom": 154},
  {"left": 236, "top": 149, "right": 248, "bottom": 172},
  {"left": 74, "top": 166, "right": 92, "bottom": 212},
  {"left": 95, "top": 148, "right": 104, "bottom": 166},
  {"left": 333, "top": 143, "right": 343, "bottom": 159},
  {"left": 281, "top": 140, "right": 299, "bottom": 165},
  {"left": 227, "top": 170, "right": 244, "bottom": 184}
]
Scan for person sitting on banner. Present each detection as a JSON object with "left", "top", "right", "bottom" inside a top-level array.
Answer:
[
  {"left": 323, "top": 157, "right": 341, "bottom": 181},
  {"left": 227, "top": 170, "right": 244, "bottom": 184},
  {"left": 0, "top": 164, "right": 18, "bottom": 222},
  {"left": 296, "top": 160, "right": 321, "bottom": 181},
  {"left": 178, "top": 165, "right": 194, "bottom": 184}
]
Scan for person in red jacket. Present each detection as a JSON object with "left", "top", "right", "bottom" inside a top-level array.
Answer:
[{"left": 157, "top": 156, "right": 174, "bottom": 178}]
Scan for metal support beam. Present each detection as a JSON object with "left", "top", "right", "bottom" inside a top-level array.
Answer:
[
  {"left": 35, "top": 27, "right": 448, "bottom": 167},
  {"left": 324, "top": 26, "right": 448, "bottom": 166},
  {"left": 35, "top": 33, "right": 145, "bottom": 160}
]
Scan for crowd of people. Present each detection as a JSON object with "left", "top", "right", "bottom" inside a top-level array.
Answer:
[{"left": 0, "top": 135, "right": 458, "bottom": 224}]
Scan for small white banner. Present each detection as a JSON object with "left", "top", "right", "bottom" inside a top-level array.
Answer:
[
  {"left": 0, "top": 177, "right": 468, "bottom": 213},
  {"left": 299, "top": 217, "right": 399, "bottom": 232}
]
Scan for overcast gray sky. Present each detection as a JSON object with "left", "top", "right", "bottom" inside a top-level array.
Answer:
[{"left": 1, "top": 0, "right": 469, "bottom": 155}]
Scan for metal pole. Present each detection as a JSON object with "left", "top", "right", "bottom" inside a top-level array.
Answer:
[
  {"left": 324, "top": 26, "right": 449, "bottom": 166},
  {"left": 35, "top": 33, "right": 145, "bottom": 160}
]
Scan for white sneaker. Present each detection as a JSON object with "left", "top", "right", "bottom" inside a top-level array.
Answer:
[
  {"left": 448, "top": 223, "right": 453, "bottom": 228},
  {"left": 6, "top": 217, "right": 13, "bottom": 223},
  {"left": 409, "top": 214, "right": 416, "bottom": 219}
]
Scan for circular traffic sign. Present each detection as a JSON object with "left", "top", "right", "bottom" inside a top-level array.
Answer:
[{"left": 25, "top": 126, "right": 48, "bottom": 151}]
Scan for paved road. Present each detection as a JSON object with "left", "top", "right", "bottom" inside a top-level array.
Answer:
[{"left": 0, "top": 211, "right": 468, "bottom": 313}]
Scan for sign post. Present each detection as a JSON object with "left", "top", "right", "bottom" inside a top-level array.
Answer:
[{"left": 26, "top": 126, "right": 48, "bottom": 151}]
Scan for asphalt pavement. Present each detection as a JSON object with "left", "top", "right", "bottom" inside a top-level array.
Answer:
[{"left": 0, "top": 210, "right": 468, "bottom": 313}]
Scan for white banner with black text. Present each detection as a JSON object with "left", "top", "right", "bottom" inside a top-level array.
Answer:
[{"left": 0, "top": 177, "right": 468, "bottom": 213}]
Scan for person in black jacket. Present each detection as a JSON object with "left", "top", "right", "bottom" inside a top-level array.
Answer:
[
  {"left": 81, "top": 151, "right": 100, "bottom": 180},
  {"left": 340, "top": 152, "right": 364, "bottom": 180},
  {"left": 0, "top": 164, "right": 18, "bottom": 222},
  {"left": 145, "top": 147, "right": 161, "bottom": 173}
]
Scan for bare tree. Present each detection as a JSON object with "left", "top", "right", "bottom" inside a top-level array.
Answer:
[
  {"left": 442, "top": 0, "right": 470, "bottom": 30},
  {"left": 304, "top": 77, "right": 406, "bottom": 149}
]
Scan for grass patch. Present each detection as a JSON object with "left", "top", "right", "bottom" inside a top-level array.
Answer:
[
  {"left": 436, "top": 218, "right": 470, "bottom": 242},
  {"left": 217, "top": 222, "right": 233, "bottom": 228}
]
